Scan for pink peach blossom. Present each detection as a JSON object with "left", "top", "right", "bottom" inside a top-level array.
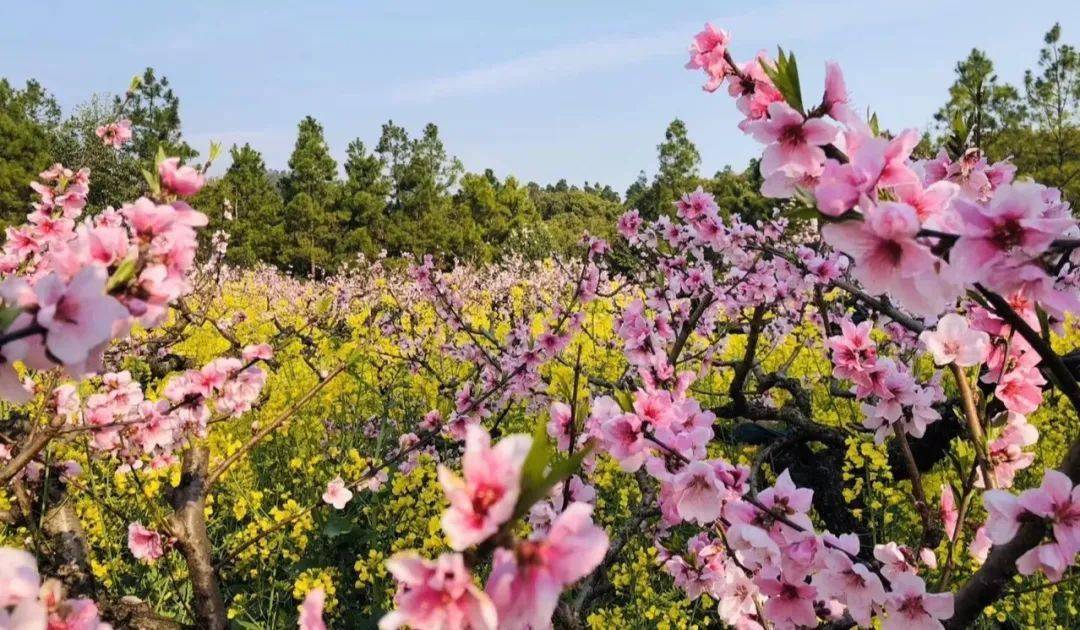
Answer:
[
  {"left": 380, "top": 552, "right": 496, "bottom": 630},
  {"left": 438, "top": 425, "right": 531, "bottom": 550},
  {"left": 0, "top": 548, "right": 40, "bottom": 607},
  {"left": 127, "top": 522, "right": 164, "bottom": 562},
  {"left": 546, "top": 401, "right": 573, "bottom": 451},
  {"left": 822, "top": 201, "right": 957, "bottom": 316},
  {"left": 671, "top": 460, "right": 725, "bottom": 524},
  {"left": 755, "top": 574, "right": 817, "bottom": 627},
  {"left": 969, "top": 526, "right": 992, "bottom": 565},
  {"left": 298, "top": 588, "right": 326, "bottom": 630},
  {"left": 940, "top": 484, "right": 959, "bottom": 542},
  {"left": 983, "top": 489, "right": 1024, "bottom": 544},
  {"left": 882, "top": 573, "right": 953, "bottom": 630},
  {"left": 94, "top": 119, "right": 132, "bottom": 149},
  {"left": 919, "top": 313, "right": 990, "bottom": 367},
  {"left": 1017, "top": 470, "right": 1080, "bottom": 555},
  {"left": 747, "top": 102, "right": 837, "bottom": 177},
  {"left": 485, "top": 502, "right": 608, "bottom": 629},
  {"left": 1015, "top": 542, "right": 1071, "bottom": 582},
  {"left": 34, "top": 267, "right": 129, "bottom": 367},
  {"left": 826, "top": 319, "right": 877, "bottom": 382},
  {"left": 951, "top": 182, "right": 1074, "bottom": 282},
  {"left": 242, "top": 343, "right": 273, "bottom": 362},
  {"left": 158, "top": 158, "right": 205, "bottom": 197},
  {"left": 322, "top": 477, "right": 353, "bottom": 510}
]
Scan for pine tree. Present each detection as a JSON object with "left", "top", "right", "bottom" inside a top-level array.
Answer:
[
  {"left": 283, "top": 192, "right": 337, "bottom": 275},
  {"left": 198, "top": 144, "right": 286, "bottom": 267},
  {"left": 655, "top": 118, "right": 701, "bottom": 212},
  {"left": 624, "top": 120, "right": 701, "bottom": 219},
  {"left": 122, "top": 68, "right": 195, "bottom": 162},
  {"left": 280, "top": 116, "right": 341, "bottom": 274},
  {"left": 375, "top": 121, "right": 410, "bottom": 213},
  {"left": 338, "top": 138, "right": 390, "bottom": 257},
  {"left": 933, "top": 50, "right": 1024, "bottom": 158},
  {"left": 1021, "top": 23, "right": 1080, "bottom": 202},
  {"left": 283, "top": 116, "right": 338, "bottom": 203}
]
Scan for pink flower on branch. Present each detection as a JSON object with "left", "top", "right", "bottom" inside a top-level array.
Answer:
[
  {"left": 95, "top": 119, "right": 132, "bottom": 149},
  {"left": 882, "top": 573, "right": 954, "bottom": 630},
  {"left": 822, "top": 201, "right": 959, "bottom": 316},
  {"left": 746, "top": 102, "right": 837, "bottom": 179},
  {"left": 322, "top": 477, "right": 353, "bottom": 510},
  {"left": 919, "top": 313, "right": 990, "bottom": 367},
  {"left": 34, "top": 267, "right": 129, "bottom": 367},
  {"left": 485, "top": 502, "right": 608, "bottom": 629},
  {"left": 127, "top": 522, "right": 164, "bottom": 562},
  {"left": 438, "top": 425, "right": 531, "bottom": 550},
  {"left": 298, "top": 588, "right": 326, "bottom": 630},
  {"left": 380, "top": 552, "right": 497, "bottom": 630},
  {"left": 1017, "top": 470, "right": 1080, "bottom": 556},
  {"left": 158, "top": 157, "right": 205, "bottom": 197}
]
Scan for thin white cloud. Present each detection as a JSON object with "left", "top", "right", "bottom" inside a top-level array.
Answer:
[
  {"left": 388, "top": 0, "right": 939, "bottom": 105},
  {"left": 389, "top": 29, "right": 683, "bottom": 104}
]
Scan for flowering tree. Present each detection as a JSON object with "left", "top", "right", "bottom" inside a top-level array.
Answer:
[{"left": 3, "top": 22, "right": 1080, "bottom": 630}]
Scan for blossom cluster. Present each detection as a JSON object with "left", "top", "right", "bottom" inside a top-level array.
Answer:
[
  {"left": 983, "top": 470, "right": 1080, "bottom": 582},
  {"left": 0, "top": 155, "right": 208, "bottom": 403},
  {"left": 0, "top": 548, "right": 110, "bottom": 629},
  {"left": 370, "top": 425, "right": 609, "bottom": 629},
  {"left": 828, "top": 319, "right": 945, "bottom": 443}
]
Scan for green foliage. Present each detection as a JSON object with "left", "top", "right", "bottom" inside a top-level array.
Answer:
[
  {"left": 932, "top": 25, "right": 1080, "bottom": 206},
  {"left": 283, "top": 116, "right": 338, "bottom": 204},
  {"left": 51, "top": 96, "right": 143, "bottom": 210},
  {"left": 121, "top": 67, "right": 196, "bottom": 163},
  {"left": 761, "top": 47, "right": 804, "bottom": 114},
  {"left": 705, "top": 162, "right": 773, "bottom": 223},
  {"left": 195, "top": 144, "right": 287, "bottom": 267},
  {"left": 0, "top": 79, "right": 57, "bottom": 227},
  {"left": 276, "top": 117, "right": 342, "bottom": 275},
  {"left": 283, "top": 192, "right": 339, "bottom": 274},
  {"left": 934, "top": 49, "right": 1026, "bottom": 157},
  {"left": 514, "top": 419, "right": 593, "bottom": 521},
  {"left": 1018, "top": 23, "right": 1080, "bottom": 202},
  {"left": 627, "top": 119, "right": 701, "bottom": 219}
]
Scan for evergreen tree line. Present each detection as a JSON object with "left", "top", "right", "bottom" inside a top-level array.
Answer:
[
  {"left": 925, "top": 22, "right": 1080, "bottom": 202},
  {"left": 0, "top": 23, "right": 1076, "bottom": 275}
]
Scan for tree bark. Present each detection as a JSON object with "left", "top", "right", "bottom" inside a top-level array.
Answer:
[
  {"left": 41, "top": 496, "right": 95, "bottom": 597},
  {"left": 168, "top": 446, "right": 227, "bottom": 630}
]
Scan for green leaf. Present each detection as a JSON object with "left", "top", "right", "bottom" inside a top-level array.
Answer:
[
  {"left": 549, "top": 443, "right": 594, "bottom": 484},
  {"left": 784, "top": 204, "right": 820, "bottom": 221},
  {"left": 519, "top": 419, "right": 553, "bottom": 495},
  {"left": 869, "top": 112, "right": 881, "bottom": 137},
  {"left": 323, "top": 513, "right": 354, "bottom": 539},
  {"left": 208, "top": 141, "right": 222, "bottom": 164},
  {"left": 106, "top": 258, "right": 138, "bottom": 293},
  {"left": 512, "top": 418, "right": 595, "bottom": 520},
  {"left": 0, "top": 306, "right": 23, "bottom": 332},
  {"left": 613, "top": 389, "right": 634, "bottom": 413},
  {"left": 155, "top": 145, "right": 167, "bottom": 167},
  {"left": 141, "top": 168, "right": 160, "bottom": 198},
  {"left": 762, "top": 47, "right": 805, "bottom": 114}
]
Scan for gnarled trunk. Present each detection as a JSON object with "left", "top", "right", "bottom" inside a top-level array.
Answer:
[
  {"left": 168, "top": 446, "right": 227, "bottom": 630},
  {"left": 41, "top": 497, "right": 94, "bottom": 597}
]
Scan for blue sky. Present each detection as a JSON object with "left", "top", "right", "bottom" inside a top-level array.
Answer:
[{"left": 2, "top": 1, "right": 1077, "bottom": 192}]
